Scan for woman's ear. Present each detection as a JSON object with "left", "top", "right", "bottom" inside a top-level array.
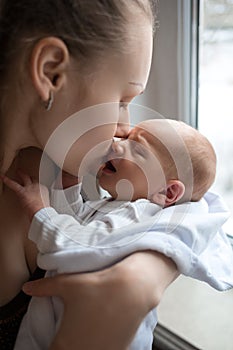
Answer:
[
  {"left": 150, "top": 180, "right": 185, "bottom": 207},
  {"left": 30, "top": 37, "right": 70, "bottom": 102}
]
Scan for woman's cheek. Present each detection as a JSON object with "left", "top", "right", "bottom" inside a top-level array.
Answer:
[
  {"left": 61, "top": 126, "right": 115, "bottom": 177},
  {"left": 40, "top": 103, "right": 119, "bottom": 176},
  {"left": 78, "top": 137, "right": 114, "bottom": 177}
]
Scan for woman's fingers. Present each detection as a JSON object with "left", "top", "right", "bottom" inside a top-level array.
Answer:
[
  {"left": 22, "top": 277, "right": 59, "bottom": 297},
  {"left": 22, "top": 274, "right": 72, "bottom": 298},
  {"left": 23, "top": 270, "right": 141, "bottom": 350},
  {"left": 23, "top": 252, "right": 178, "bottom": 350}
]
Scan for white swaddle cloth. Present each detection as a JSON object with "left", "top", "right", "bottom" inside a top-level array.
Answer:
[{"left": 14, "top": 183, "right": 233, "bottom": 350}]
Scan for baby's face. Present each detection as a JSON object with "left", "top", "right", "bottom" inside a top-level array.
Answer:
[{"left": 98, "top": 123, "right": 167, "bottom": 201}]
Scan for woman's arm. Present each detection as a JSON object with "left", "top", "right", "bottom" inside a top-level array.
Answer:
[{"left": 23, "top": 251, "right": 178, "bottom": 350}]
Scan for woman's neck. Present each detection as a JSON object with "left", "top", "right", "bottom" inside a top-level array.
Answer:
[{"left": 0, "top": 93, "right": 39, "bottom": 174}]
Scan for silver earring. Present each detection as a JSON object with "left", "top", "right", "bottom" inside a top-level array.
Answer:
[{"left": 45, "top": 91, "right": 54, "bottom": 111}]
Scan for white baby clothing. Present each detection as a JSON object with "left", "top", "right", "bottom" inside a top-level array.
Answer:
[{"left": 14, "top": 183, "right": 233, "bottom": 350}]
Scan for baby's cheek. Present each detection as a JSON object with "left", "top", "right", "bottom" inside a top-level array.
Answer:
[
  {"left": 117, "top": 162, "right": 149, "bottom": 200},
  {"left": 115, "top": 179, "right": 135, "bottom": 201}
]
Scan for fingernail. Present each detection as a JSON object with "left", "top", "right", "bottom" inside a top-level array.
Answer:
[{"left": 22, "top": 282, "right": 33, "bottom": 295}]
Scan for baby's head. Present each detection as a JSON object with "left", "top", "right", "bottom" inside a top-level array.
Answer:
[{"left": 98, "top": 119, "right": 216, "bottom": 206}]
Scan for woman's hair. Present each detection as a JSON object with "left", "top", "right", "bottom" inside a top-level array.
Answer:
[{"left": 0, "top": 0, "right": 158, "bottom": 76}]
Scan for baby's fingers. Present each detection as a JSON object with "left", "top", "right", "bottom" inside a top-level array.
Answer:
[
  {"left": 0, "top": 175, "right": 23, "bottom": 194},
  {"left": 16, "top": 168, "right": 33, "bottom": 186}
]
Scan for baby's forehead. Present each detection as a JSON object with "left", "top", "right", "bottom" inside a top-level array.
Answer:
[
  {"left": 137, "top": 119, "right": 166, "bottom": 130},
  {"left": 130, "top": 122, "right": 166, "bottom": 150},
  {"left": 134, "top": 120, "right": 171, "bottom": 138},
  {"left": 135, "top": 119, "right": 185, "bottom": 139},
  {"left": 129, "top": 124, "right": 149, "bottom": 139},
  {"left": 132, "top": 120, "right": 158, "bottom": 133},
  {"left": 132, "top": 120, "right": 189, "bottom": 156}
]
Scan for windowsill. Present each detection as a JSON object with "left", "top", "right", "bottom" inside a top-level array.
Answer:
[
  {"left": 153, "top": 323, "right": 200, "bottom": 350},
  {"left": 157, "top": 275, "right": 233, "bottom": 350}
]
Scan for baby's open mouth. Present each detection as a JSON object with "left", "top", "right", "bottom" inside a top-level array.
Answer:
[{"left": 103, "top": 160, "right": 116, "bottom": 173}]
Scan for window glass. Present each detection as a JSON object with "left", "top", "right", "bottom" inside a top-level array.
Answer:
[{"left": 198, "top": 0, "right": 233, "bottom": 236}]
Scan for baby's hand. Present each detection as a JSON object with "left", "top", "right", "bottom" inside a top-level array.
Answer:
[
  {"left": 54, "top": 170, "right": 80, "bottom": 189},
  {"left": 1, "top": 170, "right": 50, "bottom": 221}
]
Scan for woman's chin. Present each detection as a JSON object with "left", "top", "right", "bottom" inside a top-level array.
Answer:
[{"left": 78, "top": 162, "right": 101, "bottom": 178}]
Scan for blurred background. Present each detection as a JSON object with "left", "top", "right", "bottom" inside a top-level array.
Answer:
[
  {"left": 134, "top": 1, "right": 233, "bottom": 349},
  {"left": 199, "top": 0, "right": 233, "bottom": 236}
]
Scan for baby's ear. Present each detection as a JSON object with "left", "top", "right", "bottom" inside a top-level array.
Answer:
[
  {"left": 164, "top": 180, "right": 185, "bottom": 207},
  {"left": 150, "top": 180, "right": 185, "bottom": 207},
  {"left": 150, "top": 190, "right": 167, "bottom": 207}
]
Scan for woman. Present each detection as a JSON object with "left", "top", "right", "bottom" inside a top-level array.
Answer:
[{"left": 0, "top": 1, "right": 178, "bottom": 348}]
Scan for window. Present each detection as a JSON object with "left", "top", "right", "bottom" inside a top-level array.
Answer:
[
  {"left": 135, "top": 0, "right": 233, "bottom": 238},
  {"left": 198, "top": 0, "right": 233, "bottom": 236},
  {"left": 136, "top": 2, "right": 233, "bottom": 349}
]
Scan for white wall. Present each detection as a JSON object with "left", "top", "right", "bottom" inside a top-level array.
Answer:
[{"left": 135, "top": 0, "right": 179, "bottom": 119}]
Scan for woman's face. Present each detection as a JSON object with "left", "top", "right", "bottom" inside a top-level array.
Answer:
[{"left": 38, "top": 17, "right": 153, "bottom": 176}]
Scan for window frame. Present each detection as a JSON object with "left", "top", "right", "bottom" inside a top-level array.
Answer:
[
  {"left": 177, "top": 0, "right": 200, "bottom": 127},
  {"left": 152, "top": 1, "right": 233, "bottom": 348}
]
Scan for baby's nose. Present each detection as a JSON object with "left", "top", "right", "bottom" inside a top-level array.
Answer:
[{"left": 111, "top": 139, "right": 125, "bottom": 155}]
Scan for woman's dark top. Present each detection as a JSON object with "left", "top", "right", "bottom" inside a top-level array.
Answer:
[{"left": 0, "top": 268, "right": 45, "bottom": 350}]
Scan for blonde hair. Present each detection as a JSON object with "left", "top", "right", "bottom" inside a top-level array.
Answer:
[
  {"left": 173, "top": 121, "right": 216, "bottom": 201},
  {"left": 140, "top": 119, "right": 216, "bottom": 202}
]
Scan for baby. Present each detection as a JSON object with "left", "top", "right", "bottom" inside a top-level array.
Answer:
[
  {"left": 98, "top": 118, "right": 216, "bottom": 205},
  {"left": 2, "top": 119, "right": 216, "bottom": 350}
]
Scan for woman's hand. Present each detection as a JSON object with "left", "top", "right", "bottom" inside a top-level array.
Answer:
[{"left": 23, "top": 251, "right": 178, "bottom": 350}]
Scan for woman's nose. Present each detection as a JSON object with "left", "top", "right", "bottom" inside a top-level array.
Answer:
[
  {"left": 115, "top": 103, "right": 130, "bottom": 138},
  {"left": 115, "top": 122, "right": 130, "bottom": 138}
]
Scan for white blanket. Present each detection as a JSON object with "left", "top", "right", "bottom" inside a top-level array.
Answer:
[{"left": 14, "top": 186, "right": 233, "bottom": 350}]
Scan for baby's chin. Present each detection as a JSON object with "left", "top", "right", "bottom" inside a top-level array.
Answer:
[
  {"left": 98, "top": 180, "right": 135, "bottom": 201},
  {"left": 97, "top": 177, "right": 113, "bottom": 196}
]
